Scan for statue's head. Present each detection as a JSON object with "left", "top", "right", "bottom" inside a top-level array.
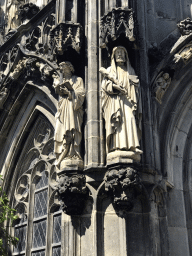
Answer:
[
  {"left": 59, "top": 61, "right": 74, "bottom": 76},
  {"left": 114, "top": 47, "right": 126, "bottom": 63},
  {"left": 111, "top": 46, "right": 128, "bottom": 67}
]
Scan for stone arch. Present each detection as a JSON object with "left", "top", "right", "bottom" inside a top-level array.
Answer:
[
  {"left": 151, "top": 36, "right": 192, "bottom": 255},
  {"left": 0, "top": 83, "right": 56, "bottom": 195}
]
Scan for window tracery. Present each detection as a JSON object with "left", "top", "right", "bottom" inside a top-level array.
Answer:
[{"left": 12, "top": 119, "right": 61, "bottom": 256}]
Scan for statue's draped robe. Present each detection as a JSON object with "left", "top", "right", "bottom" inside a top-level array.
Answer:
[
  {"left": 102, "top": 58, "right": 142, "bottom": 153},
  {"left": 54, "top": 75, "right": 85, "bottom": 158}
]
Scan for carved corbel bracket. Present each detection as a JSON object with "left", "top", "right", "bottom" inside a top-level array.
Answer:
[
  {"left": 51, "top": 23, "right": 82, "bottom": 55},
  {"left": 56, "top": 174, "right": 89, "bottom": 215},
  {"left": 104, "top": 167, "right": 142, "bottom": 213},
  {"left": 100, "top": 8, "right": 135, "bottom": 49}
]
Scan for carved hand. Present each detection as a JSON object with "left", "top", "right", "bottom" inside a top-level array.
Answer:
[{"left": 112, "top": 83, "right": 127, "bottom": 94}]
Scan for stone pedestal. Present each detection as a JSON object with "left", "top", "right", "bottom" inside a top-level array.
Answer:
[
  {"left": 107, "top": 150, "right": 141, "bottom": 166},
  {"left": 60, "top": 158, "right": 84, "bottom": 170}
]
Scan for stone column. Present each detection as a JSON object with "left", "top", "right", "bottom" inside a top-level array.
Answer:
[
  {"left": 109, "top": 0, "right": 116, "bottom": 10},
  {"left": 86, "top": 0, "right": 100, "bottom": 168},
  {"left": 121, "top": 0, "right": 129, "bottom": 7},
  {"left": 56, "top": 0, "right": 66, "bottom": 24},
  {"left": 105, "top": 0, "right": 109, "bottom": 12},
  {"left": 71, "top": 0, "right": 78, "bottom": 23}
]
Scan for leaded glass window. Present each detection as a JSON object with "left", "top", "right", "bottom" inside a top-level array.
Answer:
[
  {"left": 12, "top": 119, "right": 60, "bottom": 256},
  {"left": 32, "top": 170, "right": 48, "bottom": 255},
  {"left": 52, "top": 212, "right": 62, "bottom": 255}
]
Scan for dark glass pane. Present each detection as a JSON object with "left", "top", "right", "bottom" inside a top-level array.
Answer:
[
  {"left": 36, "top": 170, "right": 48, "bottom": 190},
  {"left": 53, "top": 215, "right": 61, "bottom": 244},
  {"left": 14, "top": 225, "right": 27, "bottom": 253},
  {"left": 32, "top": 250, "right": 45, "bottom": 256},
  {"left": 32, "top": 220, "right": 47, "bottom": 248},
  {"left": 34, "top": 189, "right": 48, "bottom": 218},
  {"left": 53, "top": 247, "right": 61, "bottom": 256}
]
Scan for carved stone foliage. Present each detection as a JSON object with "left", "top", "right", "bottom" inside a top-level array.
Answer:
[
  {"left": 177, "top": 17, "right": 192, "bottom": 36},
  {"left": 56, "top": 174, "right": 88, "bottom": 215},
  {"left": 20, "top": 13, "right": 56, "bottom": 57},
  {"left": 154, "top": 71, "right": 171, "bottom": 104},
  {"left": 104, "top": 167, "right": 142, "bottom": 212},
  {"left": 100, "top": 8, "right": 135, "bottom": 49},
  {"left": 51, "top": 23, "right": 82, "bottom": 55}
]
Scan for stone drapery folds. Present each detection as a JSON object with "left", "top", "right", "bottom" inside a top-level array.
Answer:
[
  {"left": 100, "top": 46, "right": 142, "bottom": 164},
  {"left": 53, "top": 61, "right": 85, "bottom": 170}
]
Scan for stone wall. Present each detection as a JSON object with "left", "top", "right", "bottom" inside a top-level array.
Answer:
[{"left": 0, "top": 0, "right": 192, "bottom": 255}]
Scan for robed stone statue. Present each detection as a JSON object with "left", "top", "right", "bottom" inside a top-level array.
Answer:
[
  {"left": 53, "top": 61, "right": 85, "bottom": 169},
  {"left": 100, "top": 46, "right": 142, "bottom": 163}
]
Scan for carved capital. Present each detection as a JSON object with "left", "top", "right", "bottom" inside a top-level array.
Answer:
[
  {"left": 177, "top": 18, "right": 192, "bottom": 36},
  {"left": 51, "top": 23, "right": 82, "bottom": 55},
  {"left": 56, "top": 174, "right": 88, "bottom": 215},
  {"left": 100, "top": 8, "right": 135, "bottom": 49},
  {"left": 104, "top": 167, "right": 142, "bottom": 212}
]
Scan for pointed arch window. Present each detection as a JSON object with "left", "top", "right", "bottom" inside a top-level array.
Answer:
[{"left": 11, "top": 116, "right": 61, "bottom": 256}]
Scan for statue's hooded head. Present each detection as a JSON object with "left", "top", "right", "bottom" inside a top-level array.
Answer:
[
  {"left": 110, "top": 46, "right": 134, "bottom": 76},
  {"left": 59, "top": 61, "right": 75, "bottom": 75}
]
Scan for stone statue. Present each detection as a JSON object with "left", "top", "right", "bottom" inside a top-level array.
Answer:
[
  {"left": 100, "top": 46, "right": 142, "bottom": 163},
  {"left": 6, "top": 0, "right": 23, "bottom": 31},
  {"left": 154, "top": 72, "right": 171, "bottom": 104},
  {"left": 53, "top": 61, "right": 85, "bottom": 169}
]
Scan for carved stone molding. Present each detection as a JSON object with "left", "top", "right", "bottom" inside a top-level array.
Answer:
[
  {"left": 51, "top": 23, "right": 82, "bottom": 55},
  {"left": 100, "top": 8, "right": 135, "bottom": 49},
  {"left": 177, "top": 17, "right": 192, "bottom": 36},
  {"left": 153, "top": 71, "right": 171, "bottom": 104},
  {"left": 56, "top": 174, "right": 88, "bottom": 215},
  {"left": 104, "top": 167, "right": 142, "bottom": 212}
]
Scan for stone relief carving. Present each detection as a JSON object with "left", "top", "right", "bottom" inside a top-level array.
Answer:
[
  {"left": 154, "top": 72, "right": 171, "bottom": 104},
  {"left": 100, "top": 46, "right": 142, "bottom": 164},
  {"left": 104, "top": 167, "right": 142, "bottom": 213},
  {"left": 56, "top": 174, "right": 88, "bottom": 215},
  {"left": 177, "top": 17, "right": 192, "bottom": 36},
  {"left": 100, "top": 8, "right": 135, "bottom": 49},
  {"left": 53, "top": 61, "right": 85, "bottom": 170},
  {"left": 9, "top": 57, "right": 37, "bottom": 80},
  {"left": 174, "top": 43, "right": 192, "bottom": 64}
]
